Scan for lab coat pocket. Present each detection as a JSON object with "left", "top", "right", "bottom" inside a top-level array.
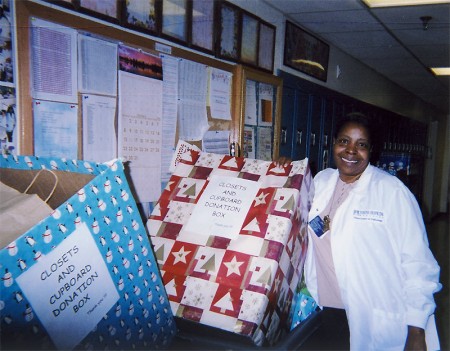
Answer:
[{"left": 371, "top": 308, "right": 405, "bottom": 350}]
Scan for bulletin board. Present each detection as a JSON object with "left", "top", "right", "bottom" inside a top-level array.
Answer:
[
  {"left": 233, "top": 65, "right": 283, "bottom": 161},
  {"left": 15, "top": 0, "right": 236, "bottom": 157},
  {"left": 16, "top": 1, "right": 282, "bottom": 203}
]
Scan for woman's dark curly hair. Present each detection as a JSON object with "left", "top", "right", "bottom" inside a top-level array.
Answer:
[{"left": 334, "top": 112, "right": 379, "bottom": 148}]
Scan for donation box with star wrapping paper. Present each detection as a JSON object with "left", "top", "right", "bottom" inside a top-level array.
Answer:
[
  {"left": 147, "top": 151, "right": 313, "bottom": 346},
  {"left": 0, "top": 155, "right": 176, "bottom": 350}
]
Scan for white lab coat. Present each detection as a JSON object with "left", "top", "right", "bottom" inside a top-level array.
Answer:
[{"left": 305, "top": 164, "right": 442, "bottom": 350}]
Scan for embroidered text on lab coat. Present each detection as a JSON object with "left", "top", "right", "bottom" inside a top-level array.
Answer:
[{"left": 353, "top": 209, "right": 384, "bottom": 222}]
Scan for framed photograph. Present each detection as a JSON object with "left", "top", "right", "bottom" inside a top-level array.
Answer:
[
  {"left": 240, "top": 12, "right": 259, "bottom": 66},
  {"left": 77, "top": 0, "right": 120, "bottom": 23},
  {"left": 161, "top": 0, "right": 188, "bottom": 43},
  {"left": 284, "top": 21, "right": 329, "bottom": 82},
  {"left": 190, "top": 0, "right": 215, "bottom": 53},
  {"left": 258, "top": 21, "right": 275, "bottom": 72},
  {"left": 121, "top": 0, "right": 158, "bottom": 35},
  {"left": 217, "top": 1, "right": 240, "bottom": 61}
]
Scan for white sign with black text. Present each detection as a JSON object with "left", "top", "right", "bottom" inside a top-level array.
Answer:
[
  {"left": 185, "top": 175, "right": 260, "bottom": 240},
  {"left": 16, "top": 222, "right": 119, "bottom": 350}
]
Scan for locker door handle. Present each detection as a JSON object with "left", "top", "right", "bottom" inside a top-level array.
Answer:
[
  {"left": 311, "top": 133, "right": 316, "bottom": 146},
  {"left": 324, "top": 134, "right": 328, "bottom": 148},
  {"left": 281, "top": 127, "right": 287, "bottom": 145},
  {"left": 322, "top": 150, "right": 329, "bottom": 169},
  {"left": 296, "top": 129, "right": 303, "bottom": 145}
]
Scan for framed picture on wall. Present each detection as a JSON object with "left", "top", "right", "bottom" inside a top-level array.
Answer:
[
  {"left": 190, "top": 0, "right": 215, "bottom": 53},
  {"left": 121, "top": 0, "right": 159, "bottom": 35},
  {"left": 283, "top": 21, "right": 329, "bottom": 82},
  {"left": 240, "top": 12, "right": 259, "bottom": 66},
  {"left": 77, "top": 0, "right": 120, "bottom": 23},
  {"left": 217, "top": 1, "right": 240, "bottom": 61},
  {"left": 258, "top": 21, "right": 275, "bottom": 72},
  {"left": 161, "top": 0, "right": 188, "bottom": 43}
]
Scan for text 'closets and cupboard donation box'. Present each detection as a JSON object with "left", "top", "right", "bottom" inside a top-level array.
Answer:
[
  {"left": 0, "top": 155, "right": 176, "bottom": 350},
  {"left": 146, "top": 151, "right": 313, "bottom": 346}
]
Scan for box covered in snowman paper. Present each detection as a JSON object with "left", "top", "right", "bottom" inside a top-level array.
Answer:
[{"left": 0, "top": 155, "right": 176, "bottom": 350}]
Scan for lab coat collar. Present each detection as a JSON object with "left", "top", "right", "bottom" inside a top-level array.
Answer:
[
  {"left": 324, "top": 164, "right": 373, "bottom": 196},
  {"left": 350, "top": 163, "right": 373, "bottom": 194}
]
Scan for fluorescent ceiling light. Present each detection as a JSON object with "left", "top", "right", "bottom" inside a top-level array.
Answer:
[
  {"left": 431, "top": 67, "right": 450, "bottom": 75},
  {"left": 363, "top": 0, "right": 450, "bottom": 7}
]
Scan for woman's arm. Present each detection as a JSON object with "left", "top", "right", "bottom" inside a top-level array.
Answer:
[{"left": 404, "top": 326, "right": 426, "bottom": 351}]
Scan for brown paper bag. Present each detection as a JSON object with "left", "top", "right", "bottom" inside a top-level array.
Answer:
[{"left": 0, "top": 170, "right": 56, "bottom": 248}]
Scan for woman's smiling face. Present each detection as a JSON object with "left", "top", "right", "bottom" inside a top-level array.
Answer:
[{"left": 333, "top": 121, "right": 371, "bottom": 183}]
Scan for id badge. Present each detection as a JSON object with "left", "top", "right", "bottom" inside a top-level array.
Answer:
[{"left": 309, "top": 215, "right": 326, "bottom": 237}]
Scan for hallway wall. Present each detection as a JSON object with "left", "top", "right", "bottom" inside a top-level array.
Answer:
[{"left": 229, "top": 0, "right": 450, "bottom": 217}]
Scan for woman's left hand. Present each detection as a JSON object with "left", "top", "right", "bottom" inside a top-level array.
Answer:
[
  {"left": 274, "top": 156, "right": 292, "bottom": 167},
  {"left": 404, "top": 326, "right": 426, "bottom": 351}
]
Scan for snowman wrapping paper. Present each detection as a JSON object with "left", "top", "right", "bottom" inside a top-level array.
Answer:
[
  {"left": 0, "top": 155, "right": 176, "bottom": 350},
  {"left": 147, "top": 151, "right": 313, "bottom": 346}
]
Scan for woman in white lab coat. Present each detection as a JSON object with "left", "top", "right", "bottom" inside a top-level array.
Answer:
[{"left": 303, "top": 113, "right": 441, "bottom": 350}]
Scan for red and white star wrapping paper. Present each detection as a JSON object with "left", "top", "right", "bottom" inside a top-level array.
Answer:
[{"left": 147, "top": 151, "right": 313, "bottom": 346}]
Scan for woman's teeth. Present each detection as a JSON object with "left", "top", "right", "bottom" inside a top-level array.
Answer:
[{"left": 342, "top": 158, "right": 357, "bottom": 163}]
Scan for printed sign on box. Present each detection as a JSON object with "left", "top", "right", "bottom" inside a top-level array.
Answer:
[
  {"left": 0, "top": 156, "right": 176, "bottom": 350},
  {"left": 184, "top": 175, "right": 260, "bottom": 240},
  {"left": 16, "top": 223, "right": 120, "bottom": 350}
]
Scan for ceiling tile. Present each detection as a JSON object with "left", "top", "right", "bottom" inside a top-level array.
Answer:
[{"left": 288, "top": 10, "right": 382, "bottom": 34}]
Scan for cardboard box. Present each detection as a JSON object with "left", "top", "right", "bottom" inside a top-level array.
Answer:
[
  {"left": 0, "top": 156, "right": 176, "bottom": 350},
  {"left": 147, "top": 151, "right": 313, "bottom": 346}
]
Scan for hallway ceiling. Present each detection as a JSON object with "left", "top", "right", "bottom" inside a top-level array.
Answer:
[{"left": 264, "top": 0, "right": 450, "bottom": 115}]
